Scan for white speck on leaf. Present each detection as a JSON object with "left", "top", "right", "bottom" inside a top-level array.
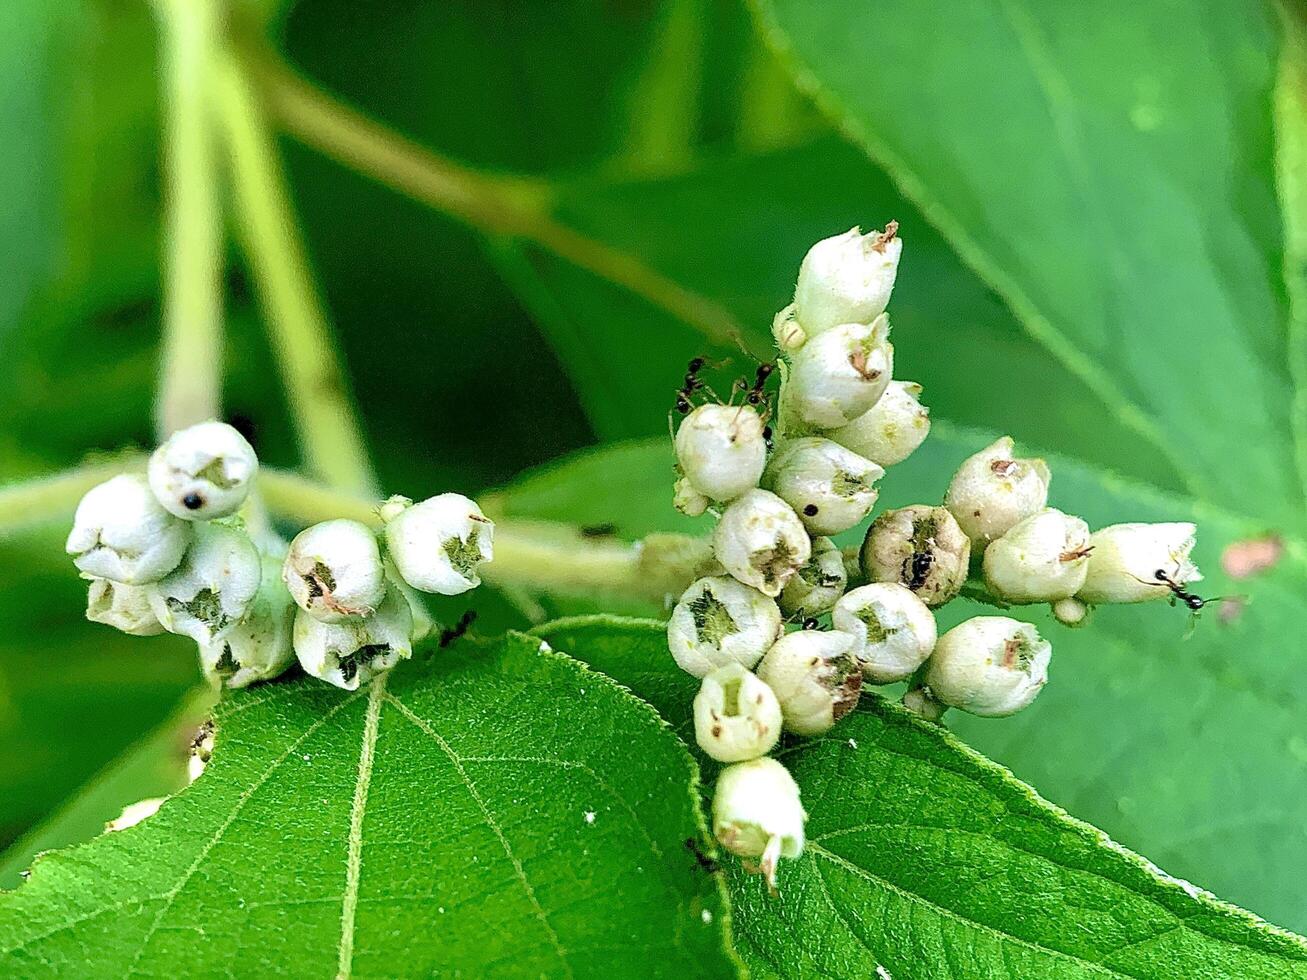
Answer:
[
  {"left": 701, "top": 909, "right": 713, "bottom": 924},
  {"left": 876, "top": 965, "right": 892, "bottom": 980},
  {"left": 848, "top": 738, "right": 858, "bottom": 749},
  {"left": 584, "top": 810, "right": 597, "bottom": 824}
]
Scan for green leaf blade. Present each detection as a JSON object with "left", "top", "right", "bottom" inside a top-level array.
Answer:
[
  {"left": 0, "top": 635, "right": 738, "bottom": 978},
  {"left": 751, "top": 0, "right": 1305, "bottom": 528},
  {"left": 540, "top": 617, "right": 1307, "bottom": 980}
]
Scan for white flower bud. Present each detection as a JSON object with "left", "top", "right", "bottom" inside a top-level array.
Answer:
[
  {"left": 982, "top": 508, "right": 1092, "bottom": 603},
  {"left": 383, "top": 493, "right": 494, "bottom": 595},
  {"left": 385, "top": 558, "right": 434, "bottom": 643},
  {"left": 828, "top": 380, "right": 930, "bottom": 468},
  {"left": 673, "top": 474, "right": 710, "bottom": 517},
  {"left": 757, "top": 629, "right": 861, "bottom": 735},
  {"left": 283, "top": 519, "right": 385, "bottom": 623},
  {"left": 673, "top": 404, "right": 767, "bottom": 502},
  {"left": 199, "top": 554, "right": 296, "bottom": 689},
  {"left": 293, "top": 583, "right": 414, "bottom": 690},
  {"left": 771, "top": 303, "right": 807, "bottom": 352},
  {"left": 764, "top": 437, "right": 884, "bottom": 536},
  {"left": 793, "top": 223, "right": 901, "bottom": 336},
  {"left": 147, "top": 420, "right": 258, "bottom": 520},
  {"left": 66, "top": 474, "right": 191, "bottom": 584},
  {"left": 1051, "top": 596, "right": 1090, "bottom": 627},
  {"left": 712, "top": 757, "right": 806, "bottom": 891},
  {"left": 901, "top": 686, "right": 947, "bottom": 722},
  {"left": 779, "top": 536, "right": 847, "bottom": 618},
  {"left": 787, "top": 316, "right": 893, "bottom": 429},
  {"left": 693, "top": 664, "right": 782, "bottom": 763},
  {"left": 667, "top": 575, "right": 783, "bottom": 677},
  {"left": 832, "top": 583, "right": 936, "bottom": 684},
  {"left": 924, "top": 616, "right": 1051, "bottom": 717},
  {"left": 148, "top": 522, "right": 262, "bottom": 644},
  {"left": 1077, "top": 522, "right": 1201, "bottom": 604},
  {"left": 944, "top": 436, "right": 1050, "bottom": 545},
  {"left": 713, "top": 489, "right": 811, "bottom": 597},
  {"left": 84, "top": 577, "right": 164, "bottom": 636},
  {"left": 861, "top": 504, "right": 970, "bottom": 607}
]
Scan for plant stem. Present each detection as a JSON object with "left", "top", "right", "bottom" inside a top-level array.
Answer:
[
  {"left": 255, "top": 470, "right": 708, "bottom": 605},
  {"left": 211, "top": 47, "right": 377, "bottom": 496},
  {"left": 152, "top": 0, "right": 225, "bottom": 440},
  {"left": 249, "top": 53, "right": 746, "bottom": 350}
]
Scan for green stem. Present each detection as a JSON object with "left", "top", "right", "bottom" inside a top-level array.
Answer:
[
  {"left": 211, "top": 47, "right": 377, "bottom": 496},
  {"left": 255, "top": 470, "right": 709, "bottom": 605},
  {"left": 152, "top": 0, "right": 225, "bottom": 440},
  {"left": 249, "top": 52, "right": 746, "bottom": 350}
]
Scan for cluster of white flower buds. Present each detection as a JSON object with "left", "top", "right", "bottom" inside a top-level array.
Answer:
[
  {"left": 667, "top": 223, "right": 1204, "bottom": 890},
  {"left": 67, "top": 421, "right": 494, "bottom": 691}
]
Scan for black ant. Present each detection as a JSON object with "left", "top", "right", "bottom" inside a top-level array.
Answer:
[
  {"left": 674, "top": 357, "right": 710, "bottom": 415},
  {"left": 744, "top": 362, "right": 775, "bottom": 407},
  {"left": 1137, "top": 568, "right": 1242, "bottom": 635},
  {"left": 802, "top": 617, "right": 820, "bottom": 630},
  {"left": 439, "top": 610, "right": 477, "bottom": 647},
  {"left": 684, "top": 838, "right": 720, "bottom": 874}
]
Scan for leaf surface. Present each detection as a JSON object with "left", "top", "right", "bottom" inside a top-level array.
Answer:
[
  {"left": 752, "top": 0, "right": 1305, "bottom": 527},
  {"left": 0, "top": 634, "right": 737, "bottom": 978},
  {"left": 540, "top": 617, "right": 1307, "bottom": 980}
]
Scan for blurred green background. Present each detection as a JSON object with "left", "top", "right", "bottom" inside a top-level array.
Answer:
[{"left": 4, "top": 0, "right": 1307, "bottom": 938}]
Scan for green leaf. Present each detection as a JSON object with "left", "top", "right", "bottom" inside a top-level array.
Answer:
[
  {"left": 538, "top": 617, "right": 1307, "bottom": 980},
  {"left": 0, "top": 633, "right": 738, "bottom": 977},
  {"left": 0, "top": 690, "right": 211, "bottom": 890},
  {"left": 499, "top": 431, "right": 1307, "bottom": 934},
  {"left": 751, "top": 0, "right": 1305, "bottom": 528}
]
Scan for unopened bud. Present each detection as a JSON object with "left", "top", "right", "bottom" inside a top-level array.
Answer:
[
  {"left": 861, "top": 504, "right": 970, "bottom": 607},
  {"left": 693, "top": 664, "right": 782, "bottom": 763},
  {"left": 828, "top": 380, "right": 930, "bottom": 468},
  {"left": 713, "top": 489, "right": 811, "bottom": 597},
  {"left": 148, "top": 522, "right": 261, "bottom": 644},
  {"left": 787, "top": 317, "right": 893, "bottom": 429},
  {"left": 85, "top": 577, "right": 165, "bottom": 636},
  {"left": 982, "top": 508, "right": 1092, "bottom": 603},
  {"left": 901, "top": 686, "right": 947, "bottom": 722},
  {"left": 771, "top": 303, "right": 807, "bottom": 352},
  {"left": 793, "top": 223, "right": 902, "bottom": 335},
  {"left": 944, "top": 436, "right": 1050, "bottom": 545},
  {"left": 1051, "top": 596, "right": 1090, "bottom": 627},
  {"left": 832, "top": 583, "right": 936, "bottom": 684},
  {"left": 757, "top": 629, "right": 861, "bottom": 735},
  {"left": 199, "top": 553, "right": 296, "bottom": 688},
  {"left": 1077, "top": 522, "right": 1201, "bottom": 604},
  {"left": 764, "top": 437, "right": 884, "bottom": 536},
  {"left": 383, "top": 493, "right": 495, "bottom": 595},
  {"left": 673, "top": 474, "right": 710, "bottom": 517},
  {"left": 779, "top": 536, "right": 847, "bottom": 618},
  {"left": 667, "top": 575, "right": 783, "bottom": 677},
  {"left": 924, "top": 616, "right": 1051, "bottom": 717},
  {"left": 66, "top": 474, "right": 191, "bottom": 584},
  {"left": 674, "top": 404, "right": 768, "bottom": 502},
  {"left": 283, "top": 519, "right": 385, "bottom": 623},
  {"left": 293, "top": 583, "right": 414, "bottom": 690},
  {"left": 148, "top": 420, "right": 257, "bottom": 520},
  {"left": 712, "top": 757, "right": 806, "bottom": 891}
]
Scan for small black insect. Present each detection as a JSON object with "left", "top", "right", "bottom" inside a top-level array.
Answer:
[
  {"left": 674, "top": 356, "right": 709, "bottom": 415},
  {"left": 1151, "top": 568, "right": 1208, "bottom": 611},
  {"left": 802, "top": 617, "right": 819, "bottom": 630},
  {"left": 183, "top": 492, "right": 204, "bottom": 511},
  {"left": 802, "top": 504, "right": 819, "bottom": 517},
  {"left": 580, "top": 522, "right": 618, "bottom": 538},
  {"left": 762, "top": 425, "right": 774, "bottom": 450},
  {"left": 905, "top": 550, "right": 934, "bottom": 591},
  {"left": 745, "top": 362, "right": 775, "bottom": 407},
  {"left": 439, "top": 610, "right": 477, "bottom": 647},
  {"left": 684, "top": 838, "right": 720, "bottom": 874}
]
